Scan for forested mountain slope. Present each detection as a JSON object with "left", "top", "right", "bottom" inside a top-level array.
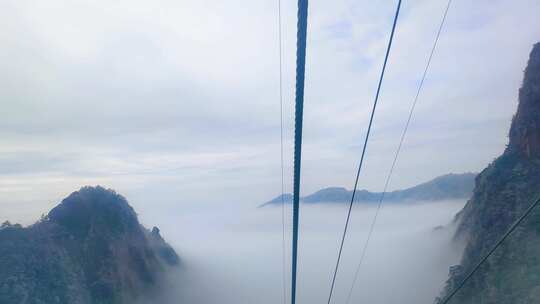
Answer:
[
  {"left": 437, "top": 42, "right": 540, "bottom": 304},
  {"left": 0, "top": 186, "right": 180, "bottom": 304}
]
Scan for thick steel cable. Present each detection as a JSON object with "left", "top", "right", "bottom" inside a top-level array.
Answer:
[
  {"left": 326, "top": 1, "right": 402, "bottom": 304},
  {"left": 344, "top": 1, "right": 453, "bottom": 302},
  {"left": 291, "top": 1, "right": 309, "bottom": 304}
]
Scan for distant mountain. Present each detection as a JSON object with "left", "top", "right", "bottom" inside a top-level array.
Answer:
[
  {"left": 0, "top": 186, "right": 179, "bottom": 304},
  {"left": 264, "top": 193, "right": 294, "bottom": 205},
  {"left": 262, "top": 172, "right": 476, "bottom": 206},
  {"left": 436, "top": 43, "right": 540, "bottom": 304}
]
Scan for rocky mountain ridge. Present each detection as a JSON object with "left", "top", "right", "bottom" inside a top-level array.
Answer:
[
  {"left": 0, "top": 186, "right": 180, "bottom": 304},
  {"left": 436, "top": 43, "right": 540, "bottom": 304},
  {"left": 262, "top": 172, "right": 476, "bottom": 206}
]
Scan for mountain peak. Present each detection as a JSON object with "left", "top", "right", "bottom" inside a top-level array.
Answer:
[
  {"left": 0, "top": 186, "right": 179, "bottom": 303},
  {"left": 507, "top": 42, "right": 540, "bottom": 158},
  {"left": 48, "top": 186, "right": 140, "bottom": 238},
  {"left": 262, "top": 172, "right": 476, "bottom": 206},
  {"left": 437, "top": 42, "right": 540, "bottom": 304}
]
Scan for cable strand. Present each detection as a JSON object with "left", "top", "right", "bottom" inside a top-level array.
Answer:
[
  {"left": 326, "top": 1, "right": 402, "bottom": 303},
  {"left": 344, "top": 1, "right": 453, "bottom": 302},
  {"left": 291, "top": 1, "right": 309, "bottom": 304}
]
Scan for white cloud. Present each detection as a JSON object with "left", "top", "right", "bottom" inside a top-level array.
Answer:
[{"left": 0, "top": 0, "right": 539, "bottom": 219}]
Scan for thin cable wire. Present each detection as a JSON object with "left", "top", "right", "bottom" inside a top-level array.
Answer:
[
  {"left": 291, "top": 1, "right": 309, "bottom": 304},
  {"left": 344, "top": 1, "right": 453, "bottom": 302},
  {"left": 326, "top": 1, "right": 402, "bottom": 304},
  {"left": 277, "top": 0, "right": 287, "bottom": 303},
  {"left": 439, "top": 193, "right": 540, "bottom": 304}
]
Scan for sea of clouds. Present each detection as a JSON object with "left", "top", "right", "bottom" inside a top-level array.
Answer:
[{"left": 135, "top": 199, "right": 466, "bottom": 304}]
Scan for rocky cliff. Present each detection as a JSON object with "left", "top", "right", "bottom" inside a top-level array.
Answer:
[
  {"left": 437, "top": 43, "right": 540, "bottom": 303},
  {"left": 0, "top": 186, "right": 180, "bottom": 304}
]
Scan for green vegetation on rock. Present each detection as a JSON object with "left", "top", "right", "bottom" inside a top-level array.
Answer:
[
  {"left": 0, "top": 186, "right": 180, "bottom": 304},
  {"left": 437, "top": 42, "right": 540, "bottom": 304}
]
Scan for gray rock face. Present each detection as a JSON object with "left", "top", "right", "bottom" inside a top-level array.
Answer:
[
  {"left": 437, "top": 43, "right": 540, "bottom": 304},
  {"left": 0, "top": 186, "right": 180, "bottom": 304},
  {"left": 508, "top": 42, "right": 540, "bottom": 158}
]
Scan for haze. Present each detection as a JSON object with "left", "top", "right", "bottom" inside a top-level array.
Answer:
[{"left": 133, "top": 199, "right": 465, "bottom": 304}]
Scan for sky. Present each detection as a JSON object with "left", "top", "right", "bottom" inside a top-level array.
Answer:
[{"left": 1, "top": 0, "right": 540, "bottom": 222}]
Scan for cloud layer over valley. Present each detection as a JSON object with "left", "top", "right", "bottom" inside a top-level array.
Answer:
[{"left": 137, "top": 199, "right": 466, "bottom": 304}]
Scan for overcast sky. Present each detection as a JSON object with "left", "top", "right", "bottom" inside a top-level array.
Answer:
[{"left": 1, "top": 0, "right": 539, "bottom": 222}]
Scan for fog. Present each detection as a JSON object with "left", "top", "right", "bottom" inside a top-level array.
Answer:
[{"left": 135, "top": 199, "right": 466, "bottom": 304}]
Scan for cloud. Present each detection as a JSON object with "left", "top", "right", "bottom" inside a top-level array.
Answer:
[
  {"left": 133, "top": 199, "right": 467, "bottom": 304},
  {"left": 0, "top": 0, "right": 539, "bottom": 214}
]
